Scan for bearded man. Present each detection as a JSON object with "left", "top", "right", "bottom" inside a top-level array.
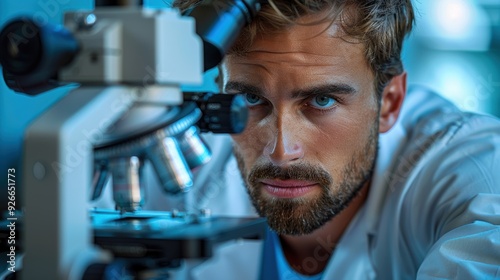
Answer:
[{"left": 173, "top": 1, "right": 500, "bottom": 279}]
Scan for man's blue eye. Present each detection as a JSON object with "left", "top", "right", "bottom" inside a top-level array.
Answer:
[
  {"left": 310, "top": 95, "right": 336, "bottom": 108},
  {"left": 245, "top": 93, "right": 263, "bottom": 106}
]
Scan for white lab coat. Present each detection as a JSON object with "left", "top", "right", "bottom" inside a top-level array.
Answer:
[{"left": 186, "top": 86, "right": 500, "bottom": 279}]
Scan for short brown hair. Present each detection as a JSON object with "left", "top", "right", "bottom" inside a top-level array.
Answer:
[{"left": 173, "top": 0, "right": 414, "bottom": 98}]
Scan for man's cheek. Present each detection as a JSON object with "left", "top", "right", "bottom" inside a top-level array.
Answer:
[{"left": 232, "top": 134, "right": 262, "bottom": 162}]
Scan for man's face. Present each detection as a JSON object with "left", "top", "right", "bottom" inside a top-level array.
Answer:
[{"left": 223, "top": 18, "right": 380, "bottom": 236}]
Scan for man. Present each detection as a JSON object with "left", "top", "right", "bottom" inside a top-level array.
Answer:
[{"left": 174, "top": 0, "right": 500, "bottom": 279}]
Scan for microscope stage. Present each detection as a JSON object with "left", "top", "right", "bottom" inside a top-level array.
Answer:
[{"left": 91, "top": 209, "right": 266, "bottom": 261}]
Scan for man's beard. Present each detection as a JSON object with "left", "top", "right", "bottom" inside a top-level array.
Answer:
[{"left": 234, "top": 122, "right": 378, "bottom": 236}]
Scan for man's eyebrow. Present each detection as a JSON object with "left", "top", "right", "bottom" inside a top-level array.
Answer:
[
  {"left": 292, "top": 84, "right": 356, "bottom": 98},
  {"left": 224, "top": 81, "right": 356, "bottom": 98},
  {"left": 224, "top": 81, "right": 263, "bottom": 96}
]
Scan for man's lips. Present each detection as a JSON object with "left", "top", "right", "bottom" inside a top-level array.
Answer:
[{"left": 259, "top": 179, "right": 319, "bottom": 198}]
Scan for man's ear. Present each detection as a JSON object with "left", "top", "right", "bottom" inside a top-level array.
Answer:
[{"left": 379, "top": 72, "right": 407, "bottom": 133}]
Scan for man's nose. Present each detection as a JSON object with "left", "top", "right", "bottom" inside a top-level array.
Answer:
[{"left": 263, "top": 113, "right": 304, "bottom": 166}]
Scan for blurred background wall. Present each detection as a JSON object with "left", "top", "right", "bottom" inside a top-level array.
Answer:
[
  {"left": 0, "top": 0, "right": 499, "bottom": 203},
  {"left": 403, "top": 0, "right": 500, "bottom": 116}
]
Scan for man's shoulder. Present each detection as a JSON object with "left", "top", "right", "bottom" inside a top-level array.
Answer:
[
  {"left": 395, "top": 86, "right": 500, "bottom": 161},
  {"left": 371, "top": 87, "right": 500, "bottom": 279},
  {"left": 383, "top": 86, "right": 500, "bottom": 205},
  {"left": 400, "top": 86, "right": 500, "bottom": 141}
]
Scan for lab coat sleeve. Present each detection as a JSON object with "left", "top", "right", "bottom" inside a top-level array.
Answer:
[{"left": 415, "top": 115, "right": 500, "bottom": 279}]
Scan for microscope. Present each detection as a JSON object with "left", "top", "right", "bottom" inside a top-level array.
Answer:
[{"left": 0, "top": 1, "right": 266, "bottom": 279}]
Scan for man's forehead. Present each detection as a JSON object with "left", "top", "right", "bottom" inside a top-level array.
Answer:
[
  {"left": 248, "top": 20, "right": 343, "bottom": 51},
  {"left": 222, "top": 12, "right": 365, "bottom": 69},
  {"left": 221, "top": 30, "right": 368, "bottom": 80}
]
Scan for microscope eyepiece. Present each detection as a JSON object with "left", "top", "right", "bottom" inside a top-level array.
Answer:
[
  {"left": 0, "top": 20, "right": 43, "bottom": 75},
  {"left": 185, "top": 92, "right": 248, "bottom": 134},
  {"left": 0, "top": 19, "right": 79, "bottom": 95},
  {"left": 185, "top": 0, "right": 261, "bottom": 71}
]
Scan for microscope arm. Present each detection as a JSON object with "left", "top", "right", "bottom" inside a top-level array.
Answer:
[{"left": 22, "top": 86, "right": 136, "bottom": 279}]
